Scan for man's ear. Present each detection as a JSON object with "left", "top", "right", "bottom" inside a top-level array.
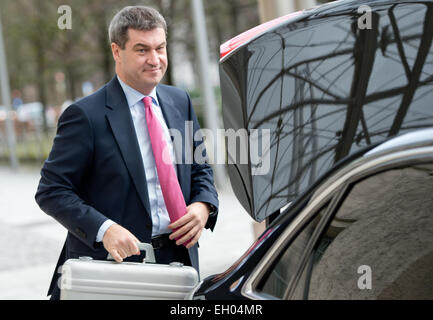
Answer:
[{"left": 111, "top": 43, "right": 121, "bottom": 63}]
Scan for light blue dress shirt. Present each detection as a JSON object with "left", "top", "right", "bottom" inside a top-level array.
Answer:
[{"left": 95, "top": 77, "right": 177, "bottom": 242}]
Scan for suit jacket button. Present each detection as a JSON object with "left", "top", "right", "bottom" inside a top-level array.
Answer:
[{"left": 146, "top": 224, "right": 152, "bottom": 230}]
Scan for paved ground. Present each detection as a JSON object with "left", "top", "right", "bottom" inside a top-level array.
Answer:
[{"left": 0, "top": 165, "right": 257, "bottom": 300}]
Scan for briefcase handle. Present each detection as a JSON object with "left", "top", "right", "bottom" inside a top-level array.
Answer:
[{"left": 107, "top": 242, "right": 156, "bottom": 264}]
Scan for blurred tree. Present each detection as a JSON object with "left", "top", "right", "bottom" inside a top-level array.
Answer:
[
  {"left": 0, "top": 1, "right": 29, "bottom": 93},
  {"left": 12, "top": 0, "right": 58, "bottom": 133},
  {"left": 153, "top": 0, "right": 181, "bottom": 86},
  {"left": 205, "top": 0, "right": 260, "bottom": 59},
  {"left": 52, "top": 0, "right": 94, "bottom": 102},
  {"left": 86, "top": 0, "right": 128, "bottom": 85}
]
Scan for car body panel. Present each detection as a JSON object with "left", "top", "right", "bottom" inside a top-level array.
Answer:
[
  {"left": 243, "top": 131, "right": 433, "bottom": 299},
  {"left": 194, "top": 128, "right": 433, "bottom": 299}
]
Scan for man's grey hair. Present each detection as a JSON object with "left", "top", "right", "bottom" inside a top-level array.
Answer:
[{"left": 109, "top": 6, "right": 167, "bottom": 49}]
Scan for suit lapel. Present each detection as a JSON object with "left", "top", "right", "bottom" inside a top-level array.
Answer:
[{"left": 104, "top": 77, "right": 151, "bottom": 217}]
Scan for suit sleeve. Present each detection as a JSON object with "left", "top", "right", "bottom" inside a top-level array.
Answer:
[
  {"left": 35, "top": 104, "right": 108, "bottom": 249},
  {"left": 186, "top": 93, "right": 219, "bottom": 231}
]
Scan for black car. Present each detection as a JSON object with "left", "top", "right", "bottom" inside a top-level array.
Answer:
[{"left": 189, "top": 0, "right": 433, "bottom": 300}]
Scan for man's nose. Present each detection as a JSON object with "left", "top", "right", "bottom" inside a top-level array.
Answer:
[{"left": 147, "top": 50, "right": 159, "bottom": 66}]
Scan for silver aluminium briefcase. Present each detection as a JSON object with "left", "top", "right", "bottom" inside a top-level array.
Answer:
[{"left": 60, "top": 243, "right": 199, "bottom": 300}]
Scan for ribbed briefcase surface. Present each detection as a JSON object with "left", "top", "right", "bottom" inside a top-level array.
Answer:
[{"left": 60, "top": 243, "right": 199, "bottom": 300}]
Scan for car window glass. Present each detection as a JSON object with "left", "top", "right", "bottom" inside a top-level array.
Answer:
[
  {"left": 258, "top": 205, "right": 328, "bottom": 299},
  {"left": 306, "top": 165, "right": 433, "bottom": 299}
]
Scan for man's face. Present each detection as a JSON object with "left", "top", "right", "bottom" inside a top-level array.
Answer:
[{"left": 112, "top": 27, "right": 168, "bottom": 94}]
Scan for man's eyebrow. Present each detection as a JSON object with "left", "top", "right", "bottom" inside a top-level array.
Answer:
[
  {"left": 132, "top": 42, "right": 167, "bottom": 49},
  {"left": 133, "top": 43, "right": 149, "bottom": 49}
]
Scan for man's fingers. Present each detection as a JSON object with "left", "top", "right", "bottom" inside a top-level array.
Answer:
[
  {"left": 168, "top": 212, "right": 193, "bottom": 230},
  {"left": 103, "top": 224, "right": 142, "bottom": 258},
  {"left": 132, "top": 235, "right": 142, "bottom": 255},
  {"left": 186, "top": 229, "right": 202, "bottom": 249},
  {"left": 176, "top": 225, "right": 200, "bottom": 245},
  {"left": 111, "top": 250, "right": 123, "bottom": 263},
  {"left": 109, "top": 239, "right": 138, "bottom": 263},
  {"left": 128, "top": 240, "right": 140, "bottom": 256},
  {"left": 135, "top": 246, "right": 141, "bottom": 255},
  {"left": 169, "top": 220, "right": 195, "bottom": 240},
  {"left": 118, "top": 248, "right": 128, "bottom": 260}
]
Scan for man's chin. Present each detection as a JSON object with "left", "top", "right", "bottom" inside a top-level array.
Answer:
[
  {"left": 135, "top": 80, "right": 160, "bottom": 94},
  {"left": 141, "top": 72, "right": 162, "bottom": 81}
]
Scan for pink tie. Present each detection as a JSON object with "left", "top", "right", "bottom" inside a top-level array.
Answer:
[{"left": 143, "top": 96, "right": 188, "bottom": 244}]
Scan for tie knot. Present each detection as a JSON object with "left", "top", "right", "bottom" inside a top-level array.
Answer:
[{"left": 143, "top": 96, "right": 152, "bottom": 109}]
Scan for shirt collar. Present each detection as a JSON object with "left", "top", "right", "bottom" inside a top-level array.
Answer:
[{"left": 117, "top": 75, "right": 159, "bottom": 107}]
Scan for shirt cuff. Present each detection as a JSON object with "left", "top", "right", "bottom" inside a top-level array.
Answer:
[{"left": 95, "top": 219, "right": 116, "bottom": 242}]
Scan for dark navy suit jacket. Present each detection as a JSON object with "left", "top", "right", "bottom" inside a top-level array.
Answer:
[{"left": 35, "top": 77, "right": 219, "bottom": 296}]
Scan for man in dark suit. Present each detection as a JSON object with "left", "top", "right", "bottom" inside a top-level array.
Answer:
[{"left": 35, "top": 6, "right": 218, "bottom": 300}]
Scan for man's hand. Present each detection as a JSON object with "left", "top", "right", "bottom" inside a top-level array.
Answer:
[
  {"left": 168, "top": 202, "right": 210, "bottom": 249},
  {"left": 102, "top": 224, "right": 141, "bottom": 263}
]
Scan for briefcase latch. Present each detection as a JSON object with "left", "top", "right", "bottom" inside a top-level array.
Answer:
[
  {"left": 169, "top": 262, "right": 184, "bottom": 267},
  {"left": 79, "top": 256, "right": 93, "bottom": 261}
]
